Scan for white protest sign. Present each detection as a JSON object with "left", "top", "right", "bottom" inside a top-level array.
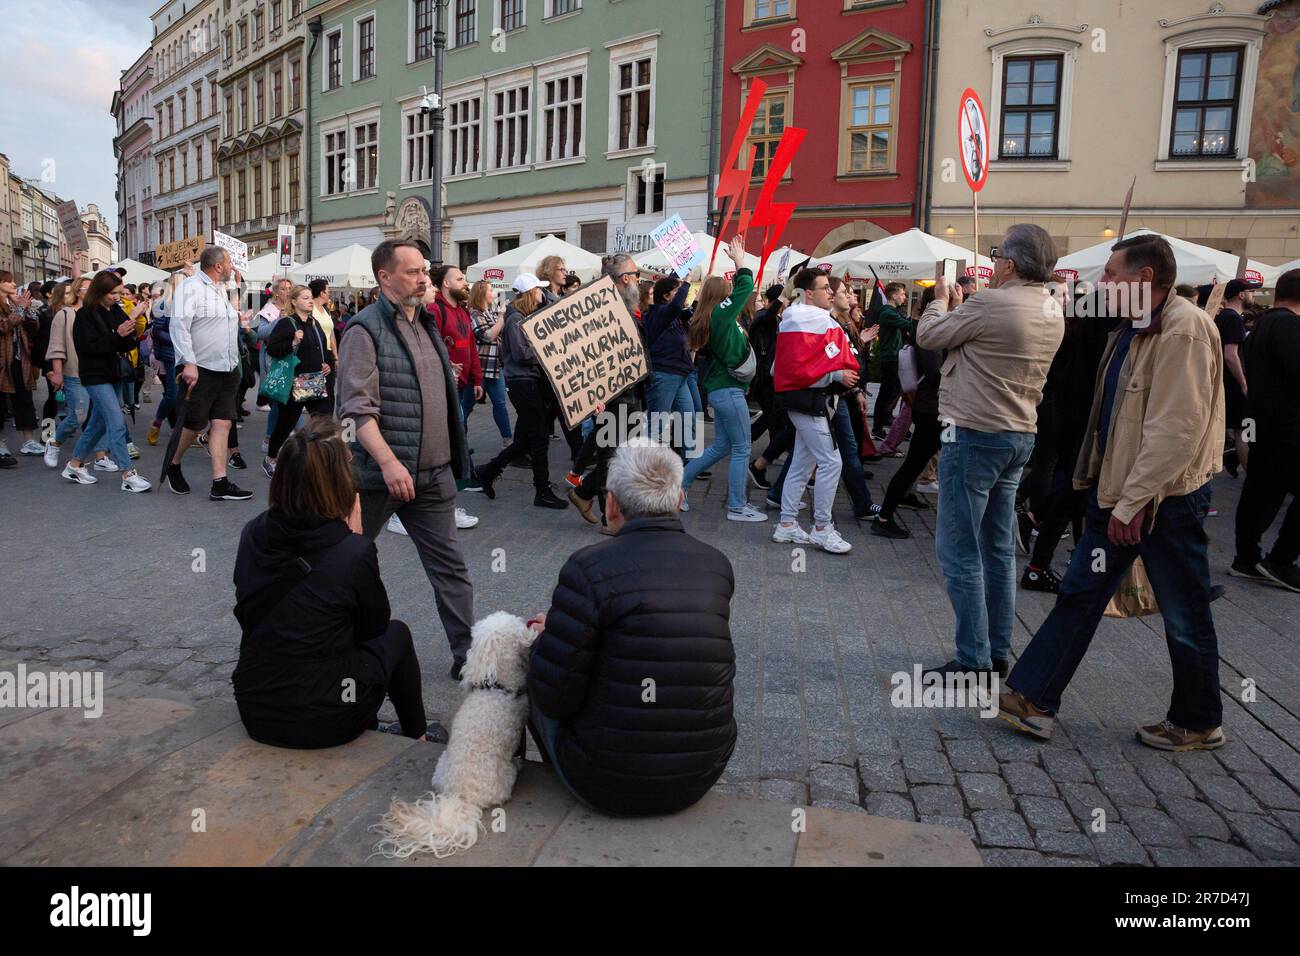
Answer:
[
  {"left": 650, "top": 214, "right": 705, "bottom": 279},
  {"left": 519, "top": 275, "right": 649, "bottom": 429},
  {"left": 277, "top": 225, "right": 295, "bottom": 268},
  {"left": 213, "top": 230, "right": 249, "bottom": 272}
]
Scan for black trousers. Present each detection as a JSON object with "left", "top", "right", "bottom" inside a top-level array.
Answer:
[
  {"left": 1235, "top": 436, "right": 1300, "bottom": 567},
  {"left": 874, "top": 359, "right": 900, "bottom": 430},
  {"left": 484, "top": 378, "right": 553, "bottom": 491},
  {"left": 240, "top": 620, "right": 427, "bottom": 749},
  {"left": 3, "top": 360, "right": 37, "bottom": 430},
  {"left": 880, "top": 411, "right": 942, "bottom": 517}
]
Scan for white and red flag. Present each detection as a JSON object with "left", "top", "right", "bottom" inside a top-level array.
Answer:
[{"left": 773, "top": 303, "right": 860, "bottom": 392}]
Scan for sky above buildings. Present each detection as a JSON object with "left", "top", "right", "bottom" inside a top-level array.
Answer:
[{"left": 2, "top": 0, "right": 152, "bottom": 239}]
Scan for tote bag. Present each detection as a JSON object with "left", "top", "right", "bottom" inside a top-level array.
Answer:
[{"left": 258, "top": 319, "right": 300, "bottom": 405}]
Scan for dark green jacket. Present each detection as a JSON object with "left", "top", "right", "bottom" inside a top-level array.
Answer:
[
  {"left": 700, "top": 268, "right": 756, "bottom": 393},
  {"left": 876, "top": 304, "right": 911, "bottom": 362}
]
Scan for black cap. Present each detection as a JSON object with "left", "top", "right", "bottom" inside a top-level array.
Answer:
[
  {"left": 1224, "top": 277, "right": 1262, "bottom": 300},
  {"left": 764, "top": 284, "right": 784, "bottom": 304}
]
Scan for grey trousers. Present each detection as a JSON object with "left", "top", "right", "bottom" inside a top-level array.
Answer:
[{"left": 360, "top": 464, "right": 474, "bottom": 663}]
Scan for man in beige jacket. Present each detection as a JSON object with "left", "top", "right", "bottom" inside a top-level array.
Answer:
[
  {"left": 917, "top": 223, "right": 1064, "bottom": 679},
  {"left": 999, "top": 233, "right": 1227, "bottom": 752}
]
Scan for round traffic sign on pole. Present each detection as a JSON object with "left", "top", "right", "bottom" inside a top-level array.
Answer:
[{"left": 958, "top": 87, "right": 989, "bottom": 193}]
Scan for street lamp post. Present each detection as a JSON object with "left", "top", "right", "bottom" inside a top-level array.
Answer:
[
  {"left": 428, "top": 0, "right": 448, "bottom": 266},
  {"left": 36, "top": 240, "right": 51, "bottom": 279}
]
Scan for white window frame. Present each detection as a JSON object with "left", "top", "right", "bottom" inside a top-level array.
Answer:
[
  {"left": 400, "top": 102, "right": 434, "bottom": 186},
  {"left": 353, "top": 11, "right": 377, "bottom": 82},
  {"left": 487, "top": 67, "right": 533, "bottom": 174},
  {"left": 545, "top": 0, "right": 582, "bottom": 20},
  {"left": 626, "top": 162, "right": 666, "bottom": 221},
  {"left": 449, "top": 95, "right": 484, "bottom": 178},
  {"left": 319, "top": 106, "right": 381, "bottom": 198},
  {"left": 350, "top": 110, "right": 382, "bottom": 192},
  {"left": 606, "top": 33, "right": 659, "bottom": 158},
  {"left": 450, "top": 0, "right": 479, "bottom": 49},
  {"left": 536, "top": 53, "right": 587, "bottom": 167},
  {"left": 1155, "top": 27, "right": 1263, "bottom": 170},
  {"left": 988, "top": 36, "right": 1078, "bottom": 170},
  {"left": 410, "top": 0, "right": 435, "bottom": 61},
  {"left": 323, "top": 27, "right": 343, "bottom": 92},
  {"left": 495, "top": 0, "right": 526, "bottom": 33},
  {"left": 320, "top": 120, "right": 350, "bottom": 197}
]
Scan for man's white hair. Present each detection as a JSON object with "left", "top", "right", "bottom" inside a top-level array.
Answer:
[{"left": 606, "top": 438, "right": 682, "bottom": 518}]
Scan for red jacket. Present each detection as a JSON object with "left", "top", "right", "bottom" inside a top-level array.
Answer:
[{"left": 428, "top": 294, "right": 482, "bottom": 389}]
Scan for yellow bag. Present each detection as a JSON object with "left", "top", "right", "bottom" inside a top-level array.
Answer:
[{"left": 1104, "top": 557, "right": 1160, "bottom": 618}]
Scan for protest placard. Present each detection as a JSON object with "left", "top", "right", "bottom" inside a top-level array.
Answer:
[
  {"left": 650, "top": 214, "right": 705, "bottom": 279},
  {"left": 277, "top": 225, "right": 295, "bottom": 267},
  {"left": 55, "top": 201, "right": 89, "bottom": 253},
  {"left": 213, "top": 230, "right": 248, "bottom": 272},
  {"left": 519, "top": 275, "right": 648, "bottom": 430},
  {"left": 156, "top": 236, "right": 205, "bottom": 270}
]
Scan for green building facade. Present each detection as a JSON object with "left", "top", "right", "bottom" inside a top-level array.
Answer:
[{"left": 307, "top": 0, "right": 719, "bottom": 267}]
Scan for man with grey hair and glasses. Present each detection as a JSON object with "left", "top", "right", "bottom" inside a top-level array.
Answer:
[
  {"left": 526, "top": 439, "right": 737, "bottom": 815},
  {"left": 916, "top": 223, "right": 1065, "bottom": 681}
]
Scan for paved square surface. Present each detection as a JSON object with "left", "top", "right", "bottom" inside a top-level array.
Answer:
[{"left": 2, "top": 392, "right": 1297, "bottom": 866}]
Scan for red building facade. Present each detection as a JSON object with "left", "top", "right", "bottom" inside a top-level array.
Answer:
[{"left": 720, "top": 0, "right": 932, "bottom": 258}]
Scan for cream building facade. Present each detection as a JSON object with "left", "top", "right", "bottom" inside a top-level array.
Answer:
[{"left": 927, "top": 0, "right": 1300, "bottom": 267}]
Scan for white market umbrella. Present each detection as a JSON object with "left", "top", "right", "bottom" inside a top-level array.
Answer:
[
  {"left": 108, "top": 258, "right": 168, "bottom": 285},
  {"left": 289, "top": 244, "right": 377, "bottom": 290},
  {"left": 1057, "top": 229, "right": 1280, "bottom": 287},
  {"left": 812, "top": 228, "right": 994, "bottom": 284},
  {"left": 244, "top": 250, "right": 298, "bottom": 286},
  {"left": 636, "top": 231, "right": 762, "bottom": 282},
  {"left": 465, "top": 234, "right": 603, "bottom": 289}
]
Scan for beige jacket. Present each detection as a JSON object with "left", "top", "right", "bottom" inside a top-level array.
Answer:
[
  {"left": 917, "top": 278, "right": 1064, "bottom": 434},
  {"left": 44, "top": 307, "right": 80, "bottom": 379},
  {"left": 1073, "top": 293, "right": 1224, "bottom": 525}
]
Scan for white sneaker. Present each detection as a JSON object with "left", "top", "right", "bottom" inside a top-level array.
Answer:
[
  {"left": 386, "top": 514, "right": 408, "bottom": 536},
  {"left": 727, "top": 504, "right": 768, "bottom": 522},
  {"left": 680, "top": 495, "right": 690, "bottom": 513},
  {"left": 127, "top": 442, "right": 141, "bottom": 460},
  {"left": 772, "top": 522, "right": 813, "bottom": 544},
  {"left": 810, "top": 523, "right": 852, "bottom": 554},
  {"left": 61, "top": 463, "right": 97, "bottom": 485},
  {"left": 20, "top": 440, "right": 45, "bottom": 455},
  {"left": 43, "top": 442, "right": 60, "bottom": 468},
  {"left": 93, "top": 457, "right": 120, "bottom": 472},
  {"left": 915, "top": 481, "right": 940, "bottom": 495},
  {"left": 120, "top": 472, "right": 152, "bottom": 493},
  {"left": 455, "top": 507, "right": 479, "bottom": 529}
]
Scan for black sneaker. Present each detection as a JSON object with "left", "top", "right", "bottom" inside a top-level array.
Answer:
[
  {"left": 898, "top": 492, "right": 930, "bottom": 511},
  {"left": 210, "top": 477, "right": 253, "bottom": 501},
  {"left": 870, "top": 514, "right": 910, "bottom": 539},
  {"left": 992, "top": 659, "right": 1010, "bottom": 679},
  {"left": 749, "top": 462, "right": 771, "bottom": 490},
  {"left": 228, "top": 452, "right": 247, "bottom": 470},
  {"left": 1228, "top": 556, "right": 1271, "bottom": 583},
  {"left": 477, "top": 466, "right": 498, "bottom": 499},
  {"left": 698, "top": 470, "right": 713, "bottom": 479},
  {"left": 1258, "top": 558, "right": 1300, "bottom": 593},
  {"left": 534, "top": 486, "right": 569, "bottom": 509},
  {"left": 854, "top": 502, "right": 882, "bottom": 520},
  {"left": 449, "top": 659, "right": 465, "bottom": 682},
  {"left": 164, "top": 464, "right": 190, "bottom": 495},
  {"left": 0, "top": 451, "right": 16, "bottom": 469},
  {"left": 922, "top": 659, "right": 993, "bottom": 679},
  {"left": 261, "top": 457, "right": 276, "bottom": 479},
  {"left": 1021, "top": 565, "right": 1062, "bottom": 593},
  {"left": 196, "top": 432, "right": 209, "bottom": 456}
]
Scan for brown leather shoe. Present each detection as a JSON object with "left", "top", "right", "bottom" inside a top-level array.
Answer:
[
  {"left": 996, "top": 689, "right": 1055, "bottom": 740},
  {"left": 1136, "top": 720, "right": 1226, "bottom": 752},
  {"left": 568, "top": 488, "right": 598, "bottom": 524}
]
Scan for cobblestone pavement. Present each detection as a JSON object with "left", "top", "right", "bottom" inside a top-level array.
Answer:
[{"left": 3, "top": 393, "right": 1298, "bottom": 866}]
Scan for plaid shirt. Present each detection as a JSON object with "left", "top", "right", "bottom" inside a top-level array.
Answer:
[{"left": 471, "top": 307, "right": 503, "bottom": 378}]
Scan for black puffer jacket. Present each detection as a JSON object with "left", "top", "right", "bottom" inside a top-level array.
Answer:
[
  {"left": 528, "top": 515, "right": 737, "bottom": 815},
  {"left": 73, "top": 304, "right": 138, "bottom": 386}
]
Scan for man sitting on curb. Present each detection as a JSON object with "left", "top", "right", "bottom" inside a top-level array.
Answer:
[{"left": 526, "top": 439, "right": 737, "bottom": 815}]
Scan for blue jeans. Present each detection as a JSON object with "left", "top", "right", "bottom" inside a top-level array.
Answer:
[
  {"left": 154, "top": 357, "right": 177, "bottom": 426},
  {"left": 462, "top": 376, "right": 511, "bottom": 440},
  {"left": 682, "top": 386, "right": 751, "bottom": 511},
  {"left": 646, "top": 370, "right": 694, "bottom": 450},
  {"left": 686, "top": 370, "right": 703, "bottom": 415},
  {"left": 114, "top": 379, "right": 134, "bottom": 440},
  {"left": 1009, "top": 485, "right": 1221, "bottom": 730},
  {"left": 54, "top": 376, "right": 103, "bottom": 449},
  {"left": 71, "top": 383, "right": 133, "bottom": 470},
  {"left": 936, "top": 427, "right": 1035, "bottom": 669}
]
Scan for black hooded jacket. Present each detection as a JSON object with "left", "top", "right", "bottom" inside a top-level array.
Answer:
[
  {"left": 527, "top": 516, "right": 737, "bottom": 816},
  {"left": 232, "top": 511, "right": 394, "bottom": 743}
]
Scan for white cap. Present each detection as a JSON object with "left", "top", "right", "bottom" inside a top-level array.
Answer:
[{"left": 512, "top": 272, "right": 544, "bottom": 294}]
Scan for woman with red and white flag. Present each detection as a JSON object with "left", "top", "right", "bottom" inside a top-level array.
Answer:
[{"left": 771, "top": 268, "right": 863, "bottom": 554}]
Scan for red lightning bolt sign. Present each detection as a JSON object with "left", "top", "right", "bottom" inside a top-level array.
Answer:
[
  {"left": 709, "top": 79, "right": 767, "bottom": 275},
  {"left": 751, "top": 126, "right": 807, "bottom": 285}
]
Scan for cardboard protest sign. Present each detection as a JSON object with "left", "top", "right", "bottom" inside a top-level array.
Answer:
[
  {"left": 213, "top": 230, "right": 248, "bottom": 272},
  {"left": 56, "top": 201, "right": 89, "bottom": 253},
  {"left": 650, "top": 214, "right": 705, "bottom": 279},
  {"left": 519, "top": 275, "right": 648, "bottom": 430},
  {"left": 156, "top": 236, "right": 205, "bottom": 270}
]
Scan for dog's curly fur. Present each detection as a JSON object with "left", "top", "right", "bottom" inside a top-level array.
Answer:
[{"left": 373, "top": 612, "right": 536, "bottom": 859}]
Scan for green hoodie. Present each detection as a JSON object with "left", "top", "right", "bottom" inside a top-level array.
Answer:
[
  {"left": 876, "top": 303, "right": 911, "bottom": 362},
  {"left": 700, "top": 268, "right": 756, "bottom": 393}
]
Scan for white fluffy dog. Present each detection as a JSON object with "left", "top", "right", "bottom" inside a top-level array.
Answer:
[{"left": 374, "top": 611, "right": 536, "bottom": 859}]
